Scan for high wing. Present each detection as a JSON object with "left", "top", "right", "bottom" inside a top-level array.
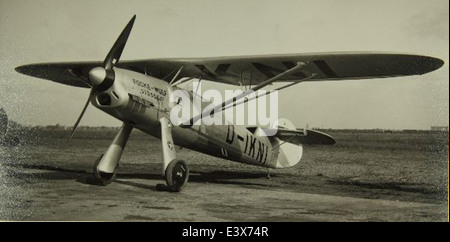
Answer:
[{"left": 16, "top": 52, "right": 444, "bottom": 88}]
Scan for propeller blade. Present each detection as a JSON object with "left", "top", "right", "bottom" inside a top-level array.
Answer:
[
  {"left": 68, "top": 15, "right": 137, "bottom": 142},
  {"left": 67, "top": 89, "right": 94, "bottom": 142},
  {"left": 103, "top": 15, "right": 136, "bottom": 70}
]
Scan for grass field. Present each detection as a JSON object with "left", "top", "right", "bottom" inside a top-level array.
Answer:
[{"left": 0, "top": 127, "right": 448, "bottom": 221}]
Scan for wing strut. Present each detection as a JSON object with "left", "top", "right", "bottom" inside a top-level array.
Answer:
[
  {"left": 220, "top": 72, "right": 318, "bottom": 113},
  {"left": 168, "top": 66, "right": 184, "bottom": 86},
  {"left": 180, "top": 62, "right": 307, "bottom": 127},
  {"left": 170, "top": 77, "right": 194, "bottom": 88}
]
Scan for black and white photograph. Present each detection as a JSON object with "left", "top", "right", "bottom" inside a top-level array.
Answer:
[{"left": 0, "top": 0, "right": 448, "bottom": 226}]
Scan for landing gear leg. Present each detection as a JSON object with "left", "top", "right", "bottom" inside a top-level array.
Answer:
[
  {"left": 93, "top": 123, "right": 132, "bottom": 186},
  {"left": 156, "top": 117, "right": 189, "bottom": 192}
]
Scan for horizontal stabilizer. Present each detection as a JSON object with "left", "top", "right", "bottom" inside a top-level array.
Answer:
[{"left": 271, "top": 128, "right": 336, "bottom": 145}]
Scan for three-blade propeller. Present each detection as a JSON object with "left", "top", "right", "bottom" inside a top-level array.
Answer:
[{"left": 67, "top": 15, "right": 136, "bottom": 142}]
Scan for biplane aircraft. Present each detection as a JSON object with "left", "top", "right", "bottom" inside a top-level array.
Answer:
[{"left": 15, "top": 16, "right": 444, "bottom": 192}]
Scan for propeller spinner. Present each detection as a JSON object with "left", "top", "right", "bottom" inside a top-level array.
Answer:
[{"left": 67, "top": 15, "right": 136, "bottom": 141}]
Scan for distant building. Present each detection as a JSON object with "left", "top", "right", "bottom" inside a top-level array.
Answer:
[
  {"left": 0, "top": 108, "right": 8, "bottom": 138},
  {"left": 430, "top": 126, "right": 449, "bottom": 131}
]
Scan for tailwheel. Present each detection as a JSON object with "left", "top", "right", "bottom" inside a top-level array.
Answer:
[
  {"left": 93, "top": 154, "right": 117, "bottom": 186},
  {"left": 164, "top": 159, "right": 189, "bottom": 192}
]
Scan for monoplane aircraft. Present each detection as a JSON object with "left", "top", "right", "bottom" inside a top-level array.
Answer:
[{"left": 15, "top": 16, "right": 444, "bottom": 191}]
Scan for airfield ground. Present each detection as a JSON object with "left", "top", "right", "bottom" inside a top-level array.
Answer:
[{"left": 0, "top": 128, "right": 447, "bottom": 221}]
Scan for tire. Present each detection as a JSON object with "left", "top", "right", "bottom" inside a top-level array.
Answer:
[
  {"left": 93, "top": 154, "right": 116, "bottom": 186},
  {"left": 165, "top": 159, "right": 189, "bottom": 192}
]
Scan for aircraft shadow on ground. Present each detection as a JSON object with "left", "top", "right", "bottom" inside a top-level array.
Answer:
[
  {"left": 84, "top": 172, "right": 274, "bottom": 190},
  {"left": 2, "top": 162, "right": 273, "bottom": 190}
]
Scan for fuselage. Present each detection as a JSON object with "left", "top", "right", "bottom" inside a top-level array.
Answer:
[{"left": 91, "top": 68, "right": 283, "bottom": 168}]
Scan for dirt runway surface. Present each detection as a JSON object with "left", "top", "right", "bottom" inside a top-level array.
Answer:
[{"left": 0, "top": 129, "right": 448, "bottom": 221}]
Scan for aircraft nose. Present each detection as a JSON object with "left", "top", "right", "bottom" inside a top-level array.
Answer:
[{"left": 89, "top": 67, "right": 107, "bottom": 86}]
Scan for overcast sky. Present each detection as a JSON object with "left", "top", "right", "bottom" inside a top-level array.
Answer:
[{"left": 0, "top": 0, "right": 448, "bottom": 129}]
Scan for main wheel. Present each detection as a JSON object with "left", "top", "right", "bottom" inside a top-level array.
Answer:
[
  {"left": 165, "top": 159, "right": 189, "bottom": 192},
  {"left": 93, "top": 154, "right": 117, "bottom": 186}
]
